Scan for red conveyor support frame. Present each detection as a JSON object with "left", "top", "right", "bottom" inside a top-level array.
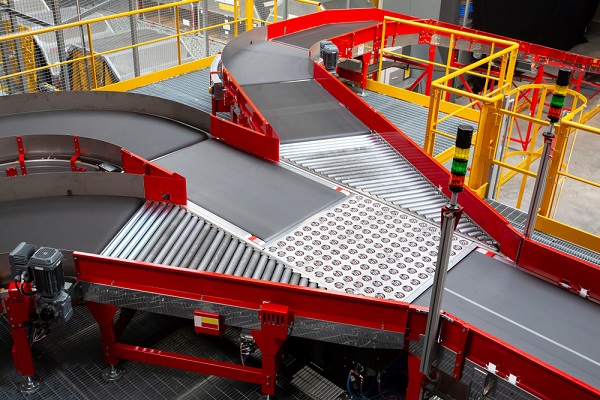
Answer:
[{"left": 64, "top": 252, "right": 600, "bottom": 400}]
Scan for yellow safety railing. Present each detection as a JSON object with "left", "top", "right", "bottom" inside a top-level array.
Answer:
[
  {"left": 0, "top": 0, "right": 250, "bottom": 92},
  {"left": 294, "top": 0, "right": 322, "bottom": 12}
]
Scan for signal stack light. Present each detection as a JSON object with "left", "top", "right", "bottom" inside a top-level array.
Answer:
[{"left": 421, "top": 125, "right": 474, "bottom": 378}]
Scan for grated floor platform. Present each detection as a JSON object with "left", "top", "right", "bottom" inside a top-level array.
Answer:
[
  {"left": 487, "top": 199, "right": 600, "bottom": 266},
  {"left": 0, "top": 307, "right": 344, "bottom": 399}
]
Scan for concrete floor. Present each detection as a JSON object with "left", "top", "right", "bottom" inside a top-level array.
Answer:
[{"left": 494, "top": 23, "right": 600, "bottom": 236}]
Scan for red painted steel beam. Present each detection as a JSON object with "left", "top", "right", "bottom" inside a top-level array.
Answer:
[
  {"left": 74, "top": 253, "right": 600, "bottom": 400},
  {"left": 210, "top": 115, "right": 279, "bottom": 162},
  {"left": 111, "top": 343, "right": 266, "bottom": 385},
  {"left": 517, "top": 239, "right": 600, "bottom": 303},
  {"left": 121, "top": 148, "right": 187, "bottom": 204}
]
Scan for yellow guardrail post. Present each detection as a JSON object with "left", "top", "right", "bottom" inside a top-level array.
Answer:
[
  {"left": 469, "top": 96, "right": 503, "bottom": 192},
  {"left": 246, "top": 0, "right": 254, "bottom": 31},
  {"left": 175, "top": 4, "right": 183, "bottom": 64},
  {"left": 273, "top": 0, "right": 278, "bottom": 23},
  {"left": 537, "top": 123, "right": 569, "bottom": 217},
  {"left": 424, "top": 88, "right": 441, "bottom": 155},
  {"left": 86, "top": 23, "right": 98, "bottom": 89},
  {"left": 233, "top": 0, "right": 239, "bottom": 37}
]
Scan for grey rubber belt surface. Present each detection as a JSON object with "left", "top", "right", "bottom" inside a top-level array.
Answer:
[
  {"left": 0, "top": 110, "right": 208, "bottom": 160},
  {"left": 242, "top": 80, "right": 371, "bottom": 143},
  {"left": 0, "top": 195, "right": 143, "bottom": 253},
  {"left": 222, "top": 40, "right": 312, "bottom": 86},
  {"left": 413, "top": 251, "right": 600, "bottom": 389},
  {"left": 154, "top": 140, "right": 345, "bottom": 241},
  {"left": 273, "top": 21, "right": 379, "bottom": 49}
]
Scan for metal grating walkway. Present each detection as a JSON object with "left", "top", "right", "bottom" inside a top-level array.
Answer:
[
  {"left": 487, "top": 199, "right": 600, "bottom": 266},
  {"left": 0, "top": 307, "right": 341, "bottom": 399},
  {"left": 129, "top": 67, "right": 230, "bottom": 120},
  {"left": 361, "top": 89, "right": 477, "bottom": 157},
  {"left": 281, "top": 134, "right": 493, "bottom": 244},
  {"left": 102, "top": 201, "right": 318, "bottom": 287}
]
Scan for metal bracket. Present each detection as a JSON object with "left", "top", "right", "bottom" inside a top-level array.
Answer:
[
  {"left": 6, "top": 167, "right": 18, "bottom": 177},
  {"left": 452, "top": 322, "right": 470, "bottom": 380},
  {"left": 70, "top": 136, "right": 85, "bottom": 172},
  {"left": 16, "top": 136, "right": 26, "bottom": 175}
]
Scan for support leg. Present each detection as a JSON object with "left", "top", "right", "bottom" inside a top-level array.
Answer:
[
  {"left": 86, "top": 301, "right": 125, "bottom": 382},
  {"left": 5, "top": 283, "right": 41, "bottom": 394},
  {"left": 406, "top": 353, "right": 425, "bottom": 400}
]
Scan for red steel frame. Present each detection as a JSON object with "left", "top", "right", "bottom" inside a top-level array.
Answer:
[{"left": 61, "top": 252, "right": 600, "bottom": 400}]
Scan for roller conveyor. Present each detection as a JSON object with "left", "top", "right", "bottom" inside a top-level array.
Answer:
[
  {"left": 102, "top": 201, "right": 319, "bottom": 287},
  {"left": 281, "top": 134, "right": 492, "bottom": 243}
]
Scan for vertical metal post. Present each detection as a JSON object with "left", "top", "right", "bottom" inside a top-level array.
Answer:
[
  {"left": 283, "top": 0, "right": 288, "bottom": 20},
  {"left": 129, "top": 0, "right": 140, "bottom": 77},
  {"left": 75, "top": 0, "right": 92, "bottom": 89},
  {"left": 420, "top": 125, "right": 472, "bottom": 378},
  {"left": 487, "top": 95, "right": 514, "bottom": 199},
  {"left": 7, "top": 0, "right": 30, "bottom": 92},
  {"left": 246, "top": 0, "right": 254, "bottom": 30},
  {"left": 420, "top": 204, "right": 458, "bottom": 376},
  {"left": 202, "top": 0, "right": 209, "bottom": 57},
  {"left": 522, "top": 131, "right": 555, "bottom": 238},
  {"left": 462, "top": 0, "right": 471, "bottom": 27},
  {"left": 273, "top": 0, "right": 278, "bottom": 22},
  {"left": 175, "top": 6, "right": 182, "bottom": 64}
]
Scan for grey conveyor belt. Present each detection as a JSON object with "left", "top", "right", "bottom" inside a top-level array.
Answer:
[
  {"left": 0, "top": 110, "right": 207, "bottom": 161},
  {"left": 281, "top": 134, "right": 493, "bottom": 244},
  {"left": 154, "top": 139, "right": 345, "bottom": 241},
  {"left": 221, "top": 23, "right": 372, "bottom": 143},
  {"left": 0, "top": 195, "right": 143, "bottom": 255},
  {"left": 413, "top": 250, "right": 600, "bottom": 389},
  {"left": 102, "top": 201, "right": 319, "bottom": 288}
]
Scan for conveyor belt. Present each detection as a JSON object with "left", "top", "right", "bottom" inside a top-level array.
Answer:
[
  {"left": 413, "top": 250, "right": 600, "bottom": 389},
  {"left": 281, "top": 134, "right": 493, "bottom": 244},
  {"left": 0, "top": 110, "right": 207, "bottom": 161},
  {"left": 487, "top": 199, "right": 600, "bottom": 266},
  {"left": 154, "top": 139, "right": 345, "bottom": 241},
  {"left": 102, "top": 201, "right": 319, "bottom": 288},
  {"left": 0, "top": 196, "right": 143, "bottom": 254}
]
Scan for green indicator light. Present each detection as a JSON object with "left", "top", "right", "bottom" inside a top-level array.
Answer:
[
  {"left": 550, "top": 95, "right": 565, "bottom": 109},
  {"left": 451, "top": 159, "right": 468, "bottom": 175}
]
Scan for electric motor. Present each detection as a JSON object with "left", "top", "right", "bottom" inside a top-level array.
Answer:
[{"left": 28, "top": 247, "right": 65, "bottom": 299}]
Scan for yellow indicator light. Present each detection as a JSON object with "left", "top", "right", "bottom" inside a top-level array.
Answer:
[{"left": 453, "top": 147, "right": 470, "bottom": 161}]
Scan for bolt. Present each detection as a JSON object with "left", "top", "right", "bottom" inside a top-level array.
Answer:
[
  {"left": 458, "top": 351, "right": 462, "bottom": 355},
  {"left": 462, "top": 328, "right": 466, "bottom": 332},
  {"left": 454, "top": 374, "right": 457, "bottom": 378},
  {"left": 18, "top": 324, "right": 21, "bottom": 327},
  {"left": 456, "top": 363, "right": 460, "bottom": 367},
  {"left": 9, "top": 317, "right": 13, "bottom": 321}
]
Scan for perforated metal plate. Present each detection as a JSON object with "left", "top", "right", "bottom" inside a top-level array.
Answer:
[{"left": 266, "top": 195, "right": 473, "bottom": 303}]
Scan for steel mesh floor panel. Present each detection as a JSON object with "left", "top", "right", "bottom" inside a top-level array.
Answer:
[
  {"left": 265, "top": 194, "right": 473, "bottom": 302},
  {"left": 0, "top": 307, "right": 341, "bottom": 399},
  {"left": 486, "top": 199, "right": 600, "bottom": 266}
]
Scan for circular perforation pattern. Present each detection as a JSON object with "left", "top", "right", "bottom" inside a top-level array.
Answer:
[{"left": 267, "top": 195, "right": 472, "bottom": 301}]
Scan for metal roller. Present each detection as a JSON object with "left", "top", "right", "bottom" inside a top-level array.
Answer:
[
  {"left": 171, "top": 219, "right": 206, "bottom": 267},
  {"left": 161, "top": 216, "right": 199, "bottom": 266},
  {"left": 271, "top": 263, "right": 285, "bottom": 282},
  {"left": 280, "top": 267, "right": 292, "bottom": 284},
  {"left": 223, "top": 243, "right": 247, "bottom": 275},
  {"left": 251, "top": 257, "right": 270, "bottom": 280},
  {"left": 242, "top": 252, "right": 264, "bottom": 278},
  {"left": 136, "top": 206, "right": 181, "bottom": 261},
  {"left": 231, "top": 247, "right": 254, "bottom": 276},
  {"left": 205, "top": 235, "right": 232, "bottom": 273},
  {"left": 127, "top": 203, "right": 175, "bottom": 260},
  {"left": 261, "top": 260, "right": 277, "bottom": 281},
  {"left": 119, "top": 202, "right": 170, "bottom": 259},
  {"left": 299, "top": 277, "right": 309, "bottom": 287},
  {"left": 102, "top": 201, "right": 155, "bottom": 256},
  {"left": 109, "top": 202, "right": 163, "bottom": 258},
  {"left": 289, "top": 272, "right": 301, "bottom": 286},
  {"left": 213, "top": 239, "right": 239, "bottom": 274},
  {"left": 197, "top": 230, "right": 226, "bottom": 271},
  {"left": 189, "top": 226, "right": 219, "bottom": 270},
  {"left": 153, "top": 213, "right": 194, "bottom": 265},
  {"left": 145, "top": 207, "right": 186, "bottom": 264}
]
